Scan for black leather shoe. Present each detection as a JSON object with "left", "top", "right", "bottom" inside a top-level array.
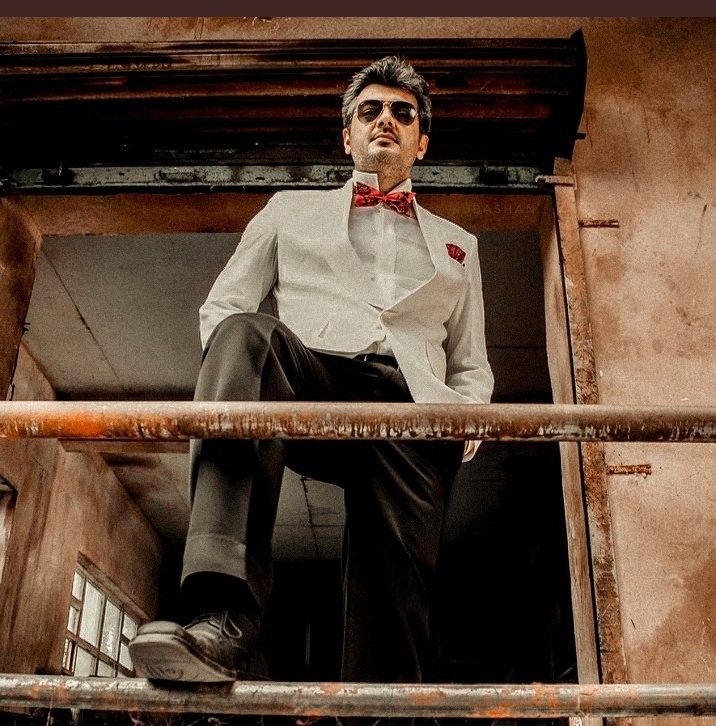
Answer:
[{"left": 129, "top": 610, "right": 265, "bottom": 682}]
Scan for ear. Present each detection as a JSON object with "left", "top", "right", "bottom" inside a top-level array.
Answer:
[
  {"left": 342, "top": 128, "right": 352, "bottom": 156},
  {"left": 416, "top": 133, "right": 429, "bottom": 161}
]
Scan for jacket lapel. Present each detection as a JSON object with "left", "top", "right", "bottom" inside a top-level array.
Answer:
[
  {"left": 387, "top": 200, "right": 446, "bottom": 312},
  {"left": 323, "top": 180, "right": 381, "bottom": 303}
]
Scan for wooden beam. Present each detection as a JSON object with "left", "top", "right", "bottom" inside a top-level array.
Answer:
[
  {"left": 552, "top": 159, "right": 628, "bottom": 687},
  {"left": 539, "top": 193, "right": 601, "bottom": 706},
  {"left": 0, "top": 199, "right": 42, "bottom": 398},
  {"left": 19, "top": 192, "right": 549, "bottom": 238},
  {"left": 17, "top": 193, "right": 272, "bottom": 237}
]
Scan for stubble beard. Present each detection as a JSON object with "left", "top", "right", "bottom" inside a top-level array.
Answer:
[{"left": 362, "top": 146, "right": 407, "bottom": 179}]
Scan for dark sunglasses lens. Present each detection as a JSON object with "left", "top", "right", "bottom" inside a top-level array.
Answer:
[
  {"left": 357, "top": 101, "right": 383, "bottom": 123},
  {"left": 356, "top": 100, "right": 418, "bottom": 125},
  {"left": 391, "top": 102, "right": 417, "bottom": 124}
]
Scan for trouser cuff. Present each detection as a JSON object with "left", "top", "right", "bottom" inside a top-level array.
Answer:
[{"left": 181, "top": 534, "right": 248, "bottom": 587}]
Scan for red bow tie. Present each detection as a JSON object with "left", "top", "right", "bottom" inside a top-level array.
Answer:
[{"left": 352, "top": 182, "right": 416, "bottom": 218}]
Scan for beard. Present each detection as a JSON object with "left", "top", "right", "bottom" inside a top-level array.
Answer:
[{"left": 358, "top": 145, "right": 405, "bottom": 175}]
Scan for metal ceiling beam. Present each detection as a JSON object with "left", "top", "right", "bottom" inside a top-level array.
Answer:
[{"left": 1, "top": 164, "right": 544, "bottom": 193}]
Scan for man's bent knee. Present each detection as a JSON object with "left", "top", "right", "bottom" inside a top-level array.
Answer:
[{"left": 207, "top": 313, "right": 282, "bottom": 349}]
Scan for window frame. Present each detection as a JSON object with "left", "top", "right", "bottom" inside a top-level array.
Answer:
[{"left": 62, "top": 563, "right": 141, "bottom": 678}]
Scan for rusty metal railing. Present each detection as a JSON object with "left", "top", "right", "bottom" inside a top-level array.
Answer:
[
  {"left": 0, "top": 677, "right": 714, "bottom": 717},
  {"left": 1, "top": 403, "right": 714, "bottom": 719},
  {"left": 0, "top": 402, "right": 714, "bottom": 442}
]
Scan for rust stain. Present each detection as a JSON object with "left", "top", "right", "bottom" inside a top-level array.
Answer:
[
  {"left": 407, "top": 687, "right": 444, "bottom": 706},
  {"left": 479, "top": 707, "right": 512, "bottom": 717},
  {"left": 319, "top": 682, "right": 344, "bottom": 697}
]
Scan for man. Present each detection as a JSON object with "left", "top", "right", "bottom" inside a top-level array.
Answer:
[{"left": 130, "top": 56, "right": 493, "bottom": 686}]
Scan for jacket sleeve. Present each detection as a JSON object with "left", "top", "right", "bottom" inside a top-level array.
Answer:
[
  {"left": 443, "top": 234, "right": 494, "bottom": 406},
  {"left": 198, "top": 194, "right": 280, "bottom": 349}
]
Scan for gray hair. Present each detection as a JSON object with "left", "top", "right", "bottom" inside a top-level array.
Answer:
[{"left": 341, "top": 56, "right": 432, "bottom": 134}]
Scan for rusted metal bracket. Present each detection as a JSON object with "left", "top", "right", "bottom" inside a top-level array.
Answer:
[
  {"left": 0, "top": 677, "right": 713, "bottom": 718},
  {"left": 606, "top": 464, "right": 652, "bottom": 477},
  {"left": 579, "top": 219, "right": 620, "bottom": 228},
  {"left": 0, "top": 402, "right": 713, "bottom": 442}
]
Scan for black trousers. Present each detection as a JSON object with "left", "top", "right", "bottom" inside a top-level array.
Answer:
[{"left": 182, "top": 312, "right": 463, "bottom": 683}]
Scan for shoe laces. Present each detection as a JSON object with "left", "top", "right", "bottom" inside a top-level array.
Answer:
[{"left": 186, "top": 610, "right": 246, "bottom": 642}]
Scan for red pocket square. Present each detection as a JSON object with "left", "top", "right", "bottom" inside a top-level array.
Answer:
[{"left": 446, "top": 243, "right": 466, "bottom": 265}]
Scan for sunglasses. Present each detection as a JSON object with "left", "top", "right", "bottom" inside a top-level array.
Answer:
[{"left": 355, "top": 99, "right": 418, "bottom": 126}]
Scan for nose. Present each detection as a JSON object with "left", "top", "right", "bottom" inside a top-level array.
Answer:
[{"left": 376, "top": 103, "right": 396, "bottom": 127}]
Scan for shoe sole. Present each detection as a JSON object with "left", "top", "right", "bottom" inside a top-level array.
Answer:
[{"left": 129, "top": 631, "right": 239, "bottom": 682}]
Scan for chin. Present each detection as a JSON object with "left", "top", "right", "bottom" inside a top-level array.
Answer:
[{"left": 369, "top": 148, "right": 398, "bottom": 163}]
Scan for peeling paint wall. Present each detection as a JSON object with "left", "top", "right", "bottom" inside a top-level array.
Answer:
[
  {"left": 0, "top": 345, "right": 161, "bottom": 674},
  {"left": 0, "top": 16, "right": 713, "bottom": 702}
]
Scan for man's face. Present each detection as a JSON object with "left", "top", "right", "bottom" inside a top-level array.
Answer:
[{"left": 342, "top": 83, "right": 429, "bottom": 180}]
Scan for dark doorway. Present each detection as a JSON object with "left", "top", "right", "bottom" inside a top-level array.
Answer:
[
  {"left": 240, "top": 224, "right": 578, "bottom": 689},
  {"left": 433, "top": 228, "right": 577, "bottom": 687}
]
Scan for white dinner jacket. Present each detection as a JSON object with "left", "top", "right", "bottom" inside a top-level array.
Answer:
[{"left": 200, "top": 179, "right": 494, "bottom": 406}]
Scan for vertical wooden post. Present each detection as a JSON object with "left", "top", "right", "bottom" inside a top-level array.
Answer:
[
  {"left": 0, "top": 198, "right": 45, "bottom": 669},
  {"left": 539, "top": 198, "right": 601, "bottom": 693},
  {"left": 0, "top": 198, "right": 42, "bottom": 399},
  {"left": 551, "top": 159, "right": 628, "bottom": 687}
]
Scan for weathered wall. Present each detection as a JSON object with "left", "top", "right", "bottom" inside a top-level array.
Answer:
[
  {"left": 569, "top": 21, "right": 715, "bottom": 697},
  {"left": 0, "top": 345, "right": 161, "bottom": 674},
  {"left": 0, "top": 199, "right": 42, "bottom": 399},
  {"left": 0, "top": 14, "right": 713, "bottom": 698}
]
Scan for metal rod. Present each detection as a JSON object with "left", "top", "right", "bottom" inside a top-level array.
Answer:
[
  {"left": 0, "top": 677, "right": 713, "bottom": 717},
  {"left": 0, "top": 402, "right": 714, "bottom": 443}
]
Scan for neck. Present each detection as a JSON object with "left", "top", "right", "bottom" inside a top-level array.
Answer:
[
  {"left": 355, "top": 166, "right": 410, "bottom": 193},
  {"left": 375, "top": 170, "right": 408, "bottom": 193}
]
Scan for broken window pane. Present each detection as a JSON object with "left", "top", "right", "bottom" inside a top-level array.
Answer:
[
  {"left": 100, "top": 600, "right": 121, "bottom": 658},
  {"left": 79, "top": 582, "right": 104, "bottom": 646}
]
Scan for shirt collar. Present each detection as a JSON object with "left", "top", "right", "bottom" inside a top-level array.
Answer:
[{"left": 352, "top": 170, "right": 413, "bottom": 194}]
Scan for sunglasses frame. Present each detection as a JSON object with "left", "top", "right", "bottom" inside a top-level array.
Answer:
[{"left": 354, "top": 99, "right": 419, "bottom": 127}]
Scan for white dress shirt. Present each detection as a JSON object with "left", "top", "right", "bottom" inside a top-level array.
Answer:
[
  {"left": 349, "top": 170, "right": 434, "bottom": 356},
  {"left": 347, "top": 171, "right": 476, "bottom": 461}
]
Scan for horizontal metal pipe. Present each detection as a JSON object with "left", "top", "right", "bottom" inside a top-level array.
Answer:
[
  {"left": 0, "top": 402, "right": 714, "bottom": 443},
  {"left": 0, "top": 677, "right": 713, "bottom": 717}
]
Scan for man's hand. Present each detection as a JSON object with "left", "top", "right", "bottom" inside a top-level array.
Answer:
[{"left": 462, "top": 439, "right": 478, "bottom": 462}]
